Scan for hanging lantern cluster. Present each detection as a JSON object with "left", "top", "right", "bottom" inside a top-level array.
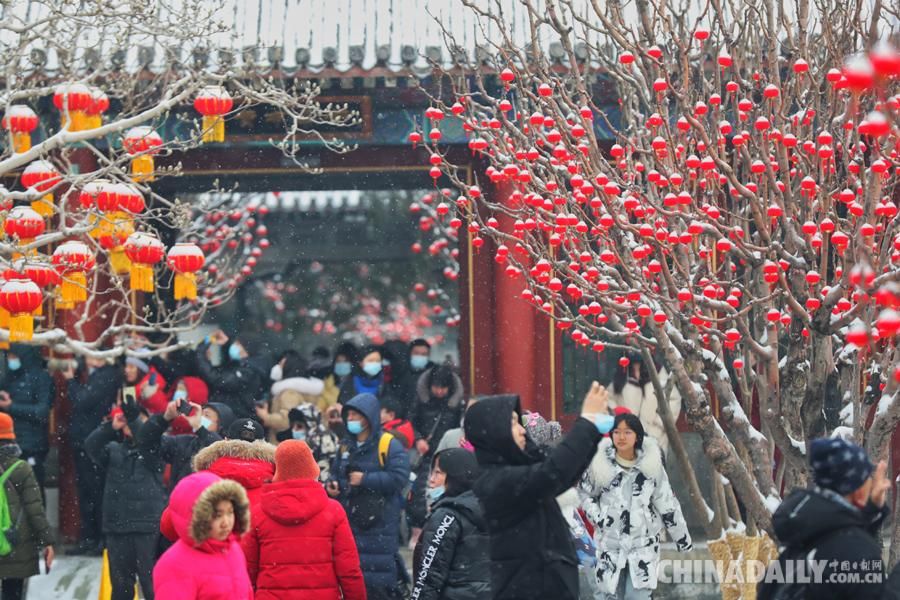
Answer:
[
  {"left": 51, "top": 241, "right": 95, "bottom": 309},
  {"left": 4, "top": 257, "right": 60, "bottom": 318},
  {"left": 194, "top": 86, "right": 233, "bottom": 143},
  {"left": 80, "top": 180, "right": 145, "bottom": 273},
  {"left": 52, "top": 83, "right": 92, "bottom": 131},
  {"left": 21, "top": 160, "right": 61, "bottom": 217},
  {"left": 124, "top": 232, "right": 165, "bottom": 292},
  {"left": 166, "top": 243, "right": 205, "bottom": 300},
  {"left": 85, "top": 88, "right": 109, "bottom": 130},
  {"left": 1, "top": 106, "right": 39, "bottom": 153},
  {"left": 122, "top": 127, "right": 163, "bottom": 182},
  {"left": 0, "top": 279, "right": 43, "bottom": 342}
]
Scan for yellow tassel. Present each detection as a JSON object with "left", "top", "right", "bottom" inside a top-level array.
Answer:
[
  {"left": 214, "top": 116, "right": 225, "bottom": 142},
  {"left": 32, "top": 300, "right": 42, "bottom": 317},
  {"left": 60, "top": 272, "right": 87, "bottom": 304},
  {"left": 108, "top": 248, "right": 131, "bottom": 274},
  {"left": 0, "top": 309, "right": 8, "bottom": 349},
  {"left": 8, "top": 313, "right": 33, "bottom": 342},
  {"left": 13, "top": 132, "right": 31, "bottom": 154},
  {"left": 130, "top": 263, "right": 154, "bottom": 292},
  {"left": 31, "top": 194, "right": 54, "bottom": 218},
  {"left": 130, "top": 155, "right": 155, "bottom": 183},
  {"left": 174, "top": 273, "right": 197, "bottom": 300},
  {"left": 201, "top": 115, "right": 216, "bottom": 143}
]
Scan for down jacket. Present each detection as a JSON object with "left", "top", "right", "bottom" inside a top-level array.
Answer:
[
  {"left": 329, "top": 393, "right": 410, "bottom": 590},
  {"left": 464, "top": 395, "right": 603, "bottom": 600},
  {"left": 243, "top": 479, "right": 366, "bottom": 600},
  {"left": 153, "top": 472, "right": 253, "bottom": 600},
  {"left": 0, "top": 446, "right": 53, "bottom": 579},
  {"left": 411, "top": 489, "right": 491, "bottom": 600},
  {"left": 2, "top": 345, "right": 53, "bottom": 457},
  {"left": 191, "top": 439, "right": 276, "bottom": 508},
  {"left": 581, "top": 437, "right": 691, "bottom": 594},
  {"left": 261, "top": 377, "right": 325, "bottom": 444}
]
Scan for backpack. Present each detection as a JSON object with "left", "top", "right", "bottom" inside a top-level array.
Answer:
[
  {"left": 378, "top": 432, "right": 394, "bottom": 467},
  {"left": 0, "top": 460, "right": 24, "bottom": 556}
]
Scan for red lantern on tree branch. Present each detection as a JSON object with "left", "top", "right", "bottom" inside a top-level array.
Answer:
[
  {"left": 123, "top": 127, "right": 163, "bottom": 182},
  {"left": 51, "top": 241, "right": 95, "bottom": 308},
  {"left": 167, "top": 243, "right": 205, "bottom": 300},
  {"left": 85, "top": 88, "right": 109, "bottom": 130},
  {"left": 124, "top": 232, "right": 165, "bottom": 292},
  {"left": 52, "top": 83, "right": 92, "bottom": 132},
  {"left": 194, "top": 86, "right": 233, "bottom": 143},
  {"left": 21, "top": 160, "right": 61, "bottom": 217},
  {"left": 1, "top": 106, "right": 39, "bottom": 153},
  {"left": 3, "top": 206, "right": 46, "bottom": 248},
  {"left": 0, "top": 279, "right": 43, "bottom": 342}
]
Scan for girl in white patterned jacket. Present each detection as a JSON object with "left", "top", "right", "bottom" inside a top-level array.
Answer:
[{"left": 581, "top": 413, "right": 692, "bottom": 599}]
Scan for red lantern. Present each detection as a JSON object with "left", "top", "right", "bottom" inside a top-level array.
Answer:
[
  {"left": 85, "top": 88, "right": 109, "bottom": 129},
  {"left": 21, "top": 160, "right": 61, "bottom": 217},
  {"left": 124, "top": 232, "right": 165, "bottom": 292},
  {"left": 1, "top": 106, "right": 39, "bottom": 153},
  {"left": 0, "top": 279, "right": 43, "bottom": 341},
  {"left": 52, "top": 83, "right": 92, "bottom": 131},
  {"left": 3, "top": 206, "right": 46, "bottom": 245},
  {"left": 123, "top": 127, "right": 163, "bottom": 182},
  {"left": 194, "top": 86, "right": 233, "bottom": 143},
  {"left": 3, "top": 256, "right": 60, "bottom": 317},
  {"left": 51, "top": 241, "right": 95, "bottom": 308},
  {"left": 167, "top": 243, "right": 205, "bottom": 300}
]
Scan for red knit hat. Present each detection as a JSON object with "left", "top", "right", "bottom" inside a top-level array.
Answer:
[
  {"left": 0, "top": 413, "right": 14, "bottom": 441},
  {"left": 273, "top": 440, "right": 320, "bottom": 482}
]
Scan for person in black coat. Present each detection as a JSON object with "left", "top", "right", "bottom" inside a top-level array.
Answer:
[
  {"left": 463, "top": 384, "right": 612, "bottom": 600},
  {"left": 62, "top": 356, "right": 122, "bottom": 554},
  {"left": 0, "top": 346, "right": 53, "bottom": 490},
  {"left": 412, "top": 448, "right": 490, "bottom": 600},
  {"left": 389, "top": 339, "right": 435, "bottom": 419},
  {"left": 758, "top": 437, "right": 891, "bottom": 600},
  {"left": 86, "top": 405, "right": 166, "bottom": 600},
  {"left": 196, "top": 330, "right": 264, "bottom": 419},
  {"left": 136, "top": 396, "right": 221, "bottom": 490}
]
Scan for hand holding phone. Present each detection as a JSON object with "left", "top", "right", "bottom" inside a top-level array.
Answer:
[{"left": 177, "top": 398, "right": 193, "bottom": 416}]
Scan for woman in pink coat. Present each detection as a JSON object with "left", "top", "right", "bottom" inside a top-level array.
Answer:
[{"left": 153, "top": 471, "right": 254, "bottom": 599}]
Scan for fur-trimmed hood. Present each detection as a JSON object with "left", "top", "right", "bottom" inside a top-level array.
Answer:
[
  {"left": 167, "top": 472, "right": 250, "bottom": 548},
  {"left": 192, "top": 439, "right": 276, "bottom": 491},
  {"left": 271, "top": 376, "right": 325, "bottom": 398},
  {"left": 587, "top": 436, "right": 664, "bottom": 490},
  {"left": 416, "top": 367, "right": 465, "bottom": 408}
]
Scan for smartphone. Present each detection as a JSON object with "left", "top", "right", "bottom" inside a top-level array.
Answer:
[
  {"left": 177, "top": 399, "right": 193, "bottom": 416},
  {"left": 122, "top": 385, "right": 137, "bottom": 408},
  {"left": 148, "top": 372, "right": 158, "bottom": 386}
]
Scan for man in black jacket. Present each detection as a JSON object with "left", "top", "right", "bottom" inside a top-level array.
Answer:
[
  {"left": 86, "top": 405, "right": 166, "bottom": 600},
  {"left": 196, "top": 330, "right": 264, "bottom": 419},
  {"left": 136, "top": 397, "right": 222, "bottom": 490},
  {"left": 463, "top": 383, "right": 612, "bottom": 600},
  {"left": 63, "top": 356, "right": 122, "bottom": 555},
  {"left": 759, "top": 437, "right": 891, "bottom": 600}
]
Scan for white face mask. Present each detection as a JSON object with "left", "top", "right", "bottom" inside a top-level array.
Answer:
[{"left": 270, "top": 364, "right": 283, "bottom": 381}]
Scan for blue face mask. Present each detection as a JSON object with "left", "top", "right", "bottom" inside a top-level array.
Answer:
[
  {"left": 334, "top": 362, "right": 352, "bottom": 377},
  {"left": 362, "top": 362, "right": 382, "bottom": 377},
  {"left": 291, "top": 429, "right": 307, "bottom": 441},
  {"left": 200, "top": 416, "right": 214, "bottom": 431},
  {"left": 173, "top": 389, "right": 188, "bottom": 403},
  {"left": 428, "top": 485, "right": 446, "bottom": 502},
  {"left": 410, "top": 355, "right": 429, "bottom": 371},
  {"left": 346, "top": 420, "right": 364, "bottom": 435},
  {"left": 6, "top": 358, "right": 20, "bottom": 371},
  {"left": 228, "top": 344, "right": 242, "bottom": 361}
]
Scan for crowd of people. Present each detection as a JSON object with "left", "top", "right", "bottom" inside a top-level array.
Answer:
[{"left": 0, "top": 336, "right": 896, "bottom": 599}]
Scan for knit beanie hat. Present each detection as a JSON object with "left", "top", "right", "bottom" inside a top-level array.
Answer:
[
  {"left": 810, "top": 437, "right": 874, "bottom": 495},
  {"left": 523, "top": 412, "right": 562, "bottom": 448},
  {"left": 273, "top": 440, "right": 320, "bottom": 482},
  {"left": 0, "top": 413, "right": 14, "bottom": 441}
]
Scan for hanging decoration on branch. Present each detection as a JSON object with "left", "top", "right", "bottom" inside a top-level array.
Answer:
[
  {"left": 4, "top": 257, "right": 60, "bottom": 317},
  {"left": 4, "top": 206, "right": 46, "bottom": 250},
  {"left": 1, "top": 106, "right": 39, "bottom": 153},
  {"left": 0, "top": 279, "right": 42, "bottom": 342},
  {"left": 122, "top": 127, "right": 163, "bottom": 182},
  {"left": 85, "top": 88, "right": 109, "bottom": 130},
  {"left": 52, "top": 83, "right": 92, "bottom": 132},
  {"left": 167, "top": 243, "right": 205, "bottom": 300},
  {"left": 51, "top": 241, "right": 95, "bottom": 309},
  {"left": 124, "top": 232, "right": 165, "bottom": 292},
  {"left": 21, "top": 160, "right": 61, "bottom": 217},
  {"left": 194, "top": 86, "right": 233, "bottom": 143}
]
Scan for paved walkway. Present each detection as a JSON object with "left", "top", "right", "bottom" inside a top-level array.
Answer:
[{"left": 25, "top": 556, "right": 102, "bottom": 600}]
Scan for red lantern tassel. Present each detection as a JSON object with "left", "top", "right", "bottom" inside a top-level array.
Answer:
[
  {"left": 174, "top": 273, "right": 197, "bottom": 300},
  {"left": 8, "top": 313, "right": 33, "bottom": 342},
  {"left": 131, "top": 155, "right": 155, "bottom": 182}
]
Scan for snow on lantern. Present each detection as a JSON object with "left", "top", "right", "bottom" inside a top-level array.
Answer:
[
  {"left": 124, "top": 232, "right": 165, "bottom": 292},
  {"left": 52, "top": 83, "right": 92, "bottom": 131},
  {"left": 4, "top": 257, "right": 60, "bottom": 317},
  {"left": 167, "top": 243, "right": 205, "bottom": 300},
  {"left": 85, "top": 88, "right": 109, "bottom": 130},
  {"left": 122, "top": 127, "right": 163, "bottom": 182},
  {"left": 51, "top": 241, "right": 95, "bottom": 308},
  {"left": 21, "top": 160, "right": 61, "bottom": 217},
  {"left": 0, "top": 279, "right": 43, "bottom": 341},
  {"left": 1, "top": 106, "right": 39, "bottom": 153},
  {"left": 3, "top": 206, "right": 46, "bottom": 248},
  {"left": 194, "top": 86, "right": 233, "bottom": 143}
]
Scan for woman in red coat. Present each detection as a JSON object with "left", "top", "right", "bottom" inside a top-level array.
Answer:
[{"left": 243, "top": 440, "right": 366, "bottom": 600}]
